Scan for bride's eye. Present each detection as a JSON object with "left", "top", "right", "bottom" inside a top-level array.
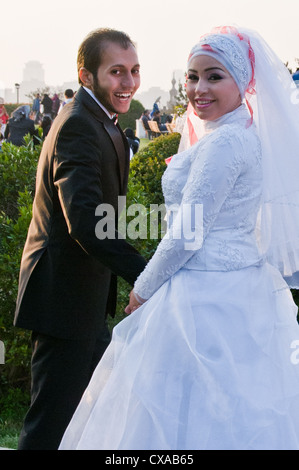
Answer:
[
  {"left": 187, "top": 73, "right": 198, "bottom": 82},
  {"left": 208, "top": 73, "right": 222, "bottom": 81}
]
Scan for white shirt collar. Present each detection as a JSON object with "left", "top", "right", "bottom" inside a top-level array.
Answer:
[{"left": 83, "top": 86, "right": 116, "bottom": 120}]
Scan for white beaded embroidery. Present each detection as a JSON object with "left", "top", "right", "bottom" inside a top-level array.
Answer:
[{"left": 134, "top": 105, "right": 263, "bottom": 300}]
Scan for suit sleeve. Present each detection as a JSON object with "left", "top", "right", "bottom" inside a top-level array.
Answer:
[{"left": 53, "top": 115, "right": 146, "bottom": 285}]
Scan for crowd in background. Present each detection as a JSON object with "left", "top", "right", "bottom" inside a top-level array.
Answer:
[
  {"left": 0, "top": 90, "right": 178, "bottom": 156},
  {"left": 141, "top": 107, "right": 173, "bottom": 134},
  {"left": 0, "top": 90, "right": 75, "bottom": 149},
  {"left": 1, "top": 62, "right": 299, "bottom": 152}
]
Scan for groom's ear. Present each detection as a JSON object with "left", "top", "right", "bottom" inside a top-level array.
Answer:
[{"left": 79, "top": 67, "right": 94, "bottom": 89}]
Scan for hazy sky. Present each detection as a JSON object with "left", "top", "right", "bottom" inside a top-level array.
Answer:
[{"left": 2, "top": 0, "right": 299, "bottom": 94}]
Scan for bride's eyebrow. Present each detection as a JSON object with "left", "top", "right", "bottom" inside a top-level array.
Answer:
[
  {"left": 187, "top": 67, "right": 225, "bottom": 73},
  {"left": 204, "top": 67, "right": 225, "bottom": 72}
]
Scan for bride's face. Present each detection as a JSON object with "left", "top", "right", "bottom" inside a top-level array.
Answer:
[{"left": 186, "top": 55, "right": 242, "bottom": 121}]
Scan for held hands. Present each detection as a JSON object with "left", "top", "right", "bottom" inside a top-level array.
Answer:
[{"left": 125, "top": 290, "right": 146, "bottom": 315}]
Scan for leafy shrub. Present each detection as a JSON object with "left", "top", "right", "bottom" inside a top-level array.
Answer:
[
  {"left": 0, "top": 138, "right": 40, "bottom": 218},
  {"left": 0, "top": 131, "right": 181, "bottom": 391},
  {"left": 2, "top": 104, "right": 28, "bottom": 118},
  {"left": 127, "top": 132, "right": 180, "bottom": 256},
  {"left": 112, "top": 133, "right": 181, "bottom": 326},
  {"left": 0, "top": 136, "right": 41, "bottom": 394},
  {"left": 118, "top": 99, "right": 144, "bottom": 132}
]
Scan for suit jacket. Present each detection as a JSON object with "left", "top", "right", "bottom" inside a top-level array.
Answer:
[{"left": 14, "top": 87, "right": 147, "bottom": 340}]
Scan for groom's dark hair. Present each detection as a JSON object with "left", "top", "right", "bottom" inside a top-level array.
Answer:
[{"left": 77, "top": 28, "right": 136, "bottom": 84}]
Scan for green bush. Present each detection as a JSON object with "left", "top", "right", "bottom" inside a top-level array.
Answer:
[
  {"left": 118, "top": 99, "right": 144, "bottom": 132},
  {"left": 2, "top": 104, "right": 29, "bottom": 118},
  {"left": 0, "top": 136, "right": 41, "bottom": 395},
  {"left": 127, "top": 132, "right": 180, "bottom": 256},
  {"left": 111, "top": 133, "right": 181, "bottom": 326},
  {"left": 0, "top": 132, "right": 181, "bottom": 395}
]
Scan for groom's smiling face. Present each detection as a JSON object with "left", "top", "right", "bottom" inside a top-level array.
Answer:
[{"left": 80, "top": 41, "right": 140, "bottom": 116}]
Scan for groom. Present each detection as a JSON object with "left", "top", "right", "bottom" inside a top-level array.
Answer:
[{"left": 14, "top": 28, "right": 147, "bottom": 450}]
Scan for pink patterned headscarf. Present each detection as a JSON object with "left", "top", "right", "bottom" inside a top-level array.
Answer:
[{"left": 188, "top": 26, "right": 256, "bottom": 125}]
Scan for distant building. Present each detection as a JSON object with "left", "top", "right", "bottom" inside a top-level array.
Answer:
[
  {"left": 135, "top": 86, "right": 169, "bottom": 110},
  {"left": 23, "top": 61, "right": 45, "bottom": 83},
  {"left": 2, "top": 62, "right": 184, "bottom": 107},
  {"left": 61, "top": 81, "right": 78, "bottom": 94},
  {"left": 19, "top": 61, "right": 46, "bottom": 102},
  {"left": 166, "top": 74, "right": 178, "bottom": 112},
  {"left": 2, "top": 61, "right": 46, "bottom": 103},
  {"left": 135, "top": 69, "right": 184, "bottom": 112}
]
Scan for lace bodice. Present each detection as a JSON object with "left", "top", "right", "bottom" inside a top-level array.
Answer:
[{"left": 134, "top": 105, "right": 263, "bottom": 300}]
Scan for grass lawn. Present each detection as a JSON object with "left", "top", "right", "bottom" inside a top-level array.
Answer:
[
  {"left": 0, "top": 419, "right": 22, "bottom": 449},
  {"left": 138, "top": 137, "right": 150, "bottom": 150}
]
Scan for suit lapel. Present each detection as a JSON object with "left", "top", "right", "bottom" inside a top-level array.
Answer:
[
  {"left": 76, "top": 87, "right": 130, "bottom": 194},
  {"left": 102, "top": 119, "right": 129, "bottom": 195},
  {"left": 116, "top": 122, "right": 130, "bottom": 195}
]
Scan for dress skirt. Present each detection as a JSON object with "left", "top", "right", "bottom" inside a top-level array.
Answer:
[{"left": 59, "top": 263, "right": 299, "bottom": 450}]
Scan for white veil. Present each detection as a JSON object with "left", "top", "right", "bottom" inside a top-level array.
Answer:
[
  {"left": 180, "top": 26, "right": 299, "bottom": 286},
  {"left": 244, "top": 28, "right": 299, "bottom": 286}
]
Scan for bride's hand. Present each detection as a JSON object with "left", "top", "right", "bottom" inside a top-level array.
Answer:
[{"left": 125, "top": 290, "right": 145, "bottom": 315}]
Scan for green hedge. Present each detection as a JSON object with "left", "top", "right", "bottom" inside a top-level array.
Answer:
[
  {"left": 118, "top": 99, "right": 144, "bottom": 131},
  {"left": 1, "top": 129, "right": 299, "bottom": 419},
  {"left": 0, "top": 136, "right": 42, "bottom": 399},
  {"left": 0, "top": 132, "right": 181, "bottom": 398},
  {"left": 111, "top": 133, "right": 181, "bottom": 326}
]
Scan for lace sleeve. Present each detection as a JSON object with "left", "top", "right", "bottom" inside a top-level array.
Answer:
[{"left": 134, "top": 127, "right": 245, "bottom": 300}]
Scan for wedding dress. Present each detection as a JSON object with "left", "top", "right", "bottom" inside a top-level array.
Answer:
[{"left": 59, "top": 105, "right": 299, "bottom": 450}]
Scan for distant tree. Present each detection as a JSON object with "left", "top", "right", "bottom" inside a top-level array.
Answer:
[
  {"left": 118, "top": 99, "right": 144, "bottom": 132},
  {"left": 25, "top": 86, "right": 51, "bottom": 102},
  {"left": 174, "top": 78, "right": 188, "bottom": 116},
  {"left": 285, "top": 58, "right": 299, "bottom": 74}
]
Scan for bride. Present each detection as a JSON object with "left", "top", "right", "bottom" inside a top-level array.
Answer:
[{"left": 59, "top": 26, "right": 299, "bottom": 450}]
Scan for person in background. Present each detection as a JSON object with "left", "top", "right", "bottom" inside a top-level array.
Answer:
[
  {"left": 4, "top": 105, "right": 37, "bottom": 146},
  {"left": 58, "top": 89, "right": 75, "bottom": 114},
  {"left": 124, "top": 127, "right": 140, "bottom": 156},
  {"left": 141, "top": 109, "right": 150, "bottom": 130},
  {"left": 51, "top": 93, "right": 61, "bottom": 119},
  {"left": 64, "top": 89, "right": 74, "bottom": 105},
  {"left": 150, "top": 99, "right": 160, "bottom": 118},
  {"left": 0, "top": 103, "right": 9, "bottom": 135},
  {"left": 152, "top": 110, "right": 167, "bottom": 131},
  {"left": 40, "top": 114, "right": 52, "bottom": 139},
  {"left": 292, "top": 67, "right": 299, "bottom": 87},
  {"left": 32, "top": 93, "right": 41, "bottom": 123},
  {"left": 140, "top": 109, "right": 152, "bottom": 138},
  {"left": 41, "top": 93, "right": 53, "bottom": 118}
]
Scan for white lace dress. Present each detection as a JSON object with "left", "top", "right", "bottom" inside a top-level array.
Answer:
[{"left": 59, "top": 105, "right": 299, "bottom": 450}]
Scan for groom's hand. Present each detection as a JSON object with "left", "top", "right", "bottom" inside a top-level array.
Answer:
[{"left": 125, "top": 290, "right": 145, "bottom": 315}]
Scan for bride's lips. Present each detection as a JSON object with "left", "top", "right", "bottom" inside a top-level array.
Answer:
[{"left": 194, "top": 99, "right": 215, "bottom": 109}]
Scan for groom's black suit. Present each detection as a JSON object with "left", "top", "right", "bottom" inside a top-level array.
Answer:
[{"left": 14, "top": 87, "right": 146, "bottom": 449}]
